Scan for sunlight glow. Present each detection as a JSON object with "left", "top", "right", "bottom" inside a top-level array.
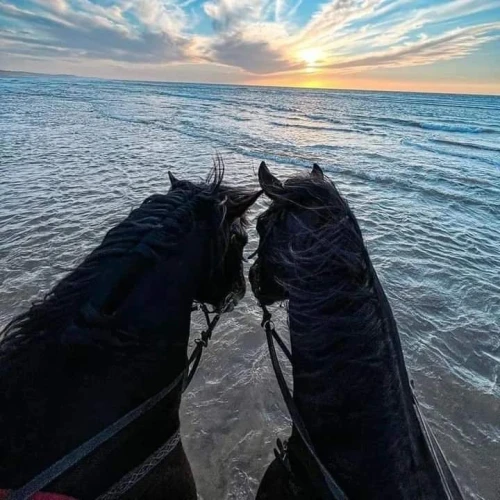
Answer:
[{"left": 298, "top": 47, "right": 324, "bottom": 68}]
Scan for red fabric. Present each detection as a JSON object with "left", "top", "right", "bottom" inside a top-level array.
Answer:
[{"left": 0, "top": 491, "right": 77, "bottom": 500}]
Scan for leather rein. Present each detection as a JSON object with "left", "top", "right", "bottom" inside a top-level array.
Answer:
[
  {"left": 260, "top": 304, "right": 348, "bottom": 500},
  {"left": 6, "top": 297, "right": 233, "bottom": 500},
  {"left": 260, "top": 302, "right": 463, "bottom": 500}
]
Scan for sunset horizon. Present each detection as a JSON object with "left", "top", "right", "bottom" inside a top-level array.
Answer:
[
  {"left": 1, "top": 0, "right": 499, "bottom": 95},
  {"left": 3, "top": 67, "right": 499, "bottom": 97}
]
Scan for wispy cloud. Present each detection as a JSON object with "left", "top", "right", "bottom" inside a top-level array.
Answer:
[
  {"left": 0, "top": 0, "right": 499, "bottom": 89},
  {"left": 325, "top": 23, "right": 500, "bottom": 71},
  {"left": 203, "top": 0, "right": 267, "bottom": 31}
]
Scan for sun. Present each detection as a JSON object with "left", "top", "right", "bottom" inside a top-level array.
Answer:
[{"left": 299, "top": 48, "right": 324, "bottom": 68}]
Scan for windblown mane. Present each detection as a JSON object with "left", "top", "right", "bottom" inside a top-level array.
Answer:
[
  {"left": 257, "top": 174, "right": 384, "bottom": 344},
  {"left": 0, "top": 162, "right": 236, "bottom": 364}
]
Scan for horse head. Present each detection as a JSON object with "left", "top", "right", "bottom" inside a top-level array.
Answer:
[
  {"left": 249, "top": 160, "right": 349, "bottom": 310},
  {"left": 0, "top": 163, "right": 261, "bottom": 499},
  {"left": 167, "top": 168, "right": 261, "bottom": 311}
]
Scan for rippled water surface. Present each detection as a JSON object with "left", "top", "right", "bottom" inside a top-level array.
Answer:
[{"left": 1, "top": 77, "right": 499, "bottom": 499}]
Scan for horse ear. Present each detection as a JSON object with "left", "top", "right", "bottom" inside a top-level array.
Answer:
[
  {"left": 227, "top": 190, "right": 262, "bottom": 219},
  {"left": 311, "top": 163, "right": 324, "bottom": 181},
  {"left": 258, "top": 161, "right": 283, "bottom": 198},
  {"left": 168, "top": 171, "right": 179, "bottom": 188}
]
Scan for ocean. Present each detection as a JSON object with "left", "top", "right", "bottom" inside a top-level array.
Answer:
[{"left": 0, "top": 77, "right": 499, "bottom": 499}]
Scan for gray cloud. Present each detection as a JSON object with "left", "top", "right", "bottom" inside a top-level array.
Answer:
[
  {"left": 207, "top": 34, "right": 299, "bottom": 74},
  {"left": 0, "top": 1, "right": 189, "bottom": 64}
]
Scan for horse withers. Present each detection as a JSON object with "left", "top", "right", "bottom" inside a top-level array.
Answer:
[
  {"left": 250, "top": 161, "right": 463, "bottom": 500},
  {"left": 0, "top": 165, "right": 261, "bottom": 500}
]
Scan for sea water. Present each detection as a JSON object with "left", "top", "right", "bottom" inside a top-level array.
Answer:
[{"left": 0, "top": 77, "right": 499, "bottom": 499}]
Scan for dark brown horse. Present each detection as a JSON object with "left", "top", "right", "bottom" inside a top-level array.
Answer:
[
  {"left": 250, "top": 162, "right": 463, "bottom": 500},
  {"left": 0, "top": 166, "right": 260, "bottom": 499}
]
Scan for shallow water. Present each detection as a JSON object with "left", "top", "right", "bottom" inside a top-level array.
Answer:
[{"left": 0, "top": 77, "right": 499, "bottom": 499}]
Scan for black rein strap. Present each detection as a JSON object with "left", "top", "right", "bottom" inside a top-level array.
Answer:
[
  {"left": 261, "top": 305, "right": 348, "bottom": 500},
  {"left": 261, "top": 303, "right": 463, "bottom": 500},
  {"left": 184, "top": 301, "right": 224, "bottom": 389},
  {"left": 7, "top": 300, "right": 230, "bottom": 500}
]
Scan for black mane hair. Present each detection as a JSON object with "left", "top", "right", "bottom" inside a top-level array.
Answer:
[
  {"left": 0, "top": 160, "right": 241, "bottom": 364},
  {"left": 256, "top": 174, "right": 379, "bottom": 343}
]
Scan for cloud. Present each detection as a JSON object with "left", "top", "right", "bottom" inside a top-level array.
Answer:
[
  {"left": 0, "top": 0, "right": 499, "bottom": 84},
  {"left": 208, "top": 35, "right": 300, "bottom": 73},
  {"left": 203, "top": 0, "right": 267, "bottom": 31},
  {"left": 298, "top": 0, "right": 384, "bottom": 43},
  {"left": 197, "top": 0, "right": 500, "bottom": 77},
  {"left": 199, "top": 0, "right": 298, "bottom": 73},
  {"left": 134, "top": 0, "right": 188, "bottom": 36},
  {"left": 32, "top": 0, "right": 68, "bottom": 15},
  {"left": 0, "top": 0, "right": 190, "bottom": 64},
  {"left": 323, "top": 23, "right": 500, "bottom": 72}
]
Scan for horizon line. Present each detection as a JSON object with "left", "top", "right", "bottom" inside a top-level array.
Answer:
[{"left": 1, "top": 68, "right": 499, "bottom": 98}]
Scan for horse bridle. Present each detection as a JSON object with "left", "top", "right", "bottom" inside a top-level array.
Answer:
[{"left": 6, "top": 295, "right": 235, "bottom": 500}]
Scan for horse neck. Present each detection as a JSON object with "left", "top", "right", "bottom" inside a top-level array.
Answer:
[
  {"left": 116, "top": 229, "right": 205, "bottom": 353},
  {"left": 79, "top": 220, "right": 211, "bottom": 403},
  {"left": 0, "top": 222, "right": 208, "bottom": 490},
  {"left": 286, "top": 256, "right": 446, "bottom": 498}
]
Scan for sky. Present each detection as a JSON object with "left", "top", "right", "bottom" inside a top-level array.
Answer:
[{"left": 0, "top": 0, "right": 499, "bottom": 94}]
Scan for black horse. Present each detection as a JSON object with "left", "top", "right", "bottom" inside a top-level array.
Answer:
[
  {"left": 250, "top": 162, "right": 464, "bottom": 500},
  {"left": 0, "top": 166, "right": 260, "bottom": 500}
]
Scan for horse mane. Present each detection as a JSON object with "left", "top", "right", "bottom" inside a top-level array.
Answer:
[
  {"left": 0, "top": 161, "right": 237, "bottom": 364},
  {"left": 258, "top": 174, "right": 384, "bottom": 345}
]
